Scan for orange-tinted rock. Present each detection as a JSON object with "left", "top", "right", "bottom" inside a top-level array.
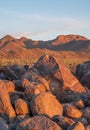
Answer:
[
  {"left": 63, "top": 103, "right": 82, "bottom": 118},
  {"left": 15, "top": 98, "right": 29, "bottom": 115},
  {"left": 22, "top": 76, "right": 50, "bottom": 95},
  {"left": 24, "top": 84, "right": 46, "bottom": 95},
  {"left": 0, "top": 80, "right": 16, "bottom": 122},
  {"left": 16, "top": 115, "right": 61, "bottom": 130},
  {"left": 35, "top": 55, "right": 86, "bottom": 93},
  {"left": 30, "top": 92, "right": 63, "bottom": 118},
  {"left": 21, "top": 78, "right": 33, "bottom": 89},
  {"left": 67, "top": 121, "right": 85, "bottom": 130},
  {"left": 4, "top": 80, "right": 15, "bottom": 92}
]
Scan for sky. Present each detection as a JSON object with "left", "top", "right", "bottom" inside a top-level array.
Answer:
[{"left": 0, "top": 0, "right": 90, "bottom": 40}]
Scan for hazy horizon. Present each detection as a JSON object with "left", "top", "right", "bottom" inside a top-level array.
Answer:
[{"left": 0, "top": 0, "right": 90, "bottom": 40}]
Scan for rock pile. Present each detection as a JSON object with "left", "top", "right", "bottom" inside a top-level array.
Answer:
[{"left": 0, "top": 55, "right": 89, "bottom": 130}]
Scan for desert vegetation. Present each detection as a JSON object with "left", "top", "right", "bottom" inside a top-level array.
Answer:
[{"left": 0, "top": 57, "right": 88, "bottom": 73}]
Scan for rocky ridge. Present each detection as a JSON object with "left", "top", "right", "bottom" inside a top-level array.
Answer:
[{"left": 0, "top": 55, "right": 89, "bottom": 130}]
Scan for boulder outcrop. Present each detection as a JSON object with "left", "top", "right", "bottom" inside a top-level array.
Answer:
[
  {"left": 76, "top": 60, "right": 90, "bottom": 89},
  {"left": 35, "top": 55, "right": 86, "bottom": 93},
  {"left": 0, "top": 55, "right": 89, "bottom": 129},
  {"left": 15, "top": 98, "right": 29, "bottom": 115},
  {"left": 30, "top": 92, "right": 63, "bottom": 118}
]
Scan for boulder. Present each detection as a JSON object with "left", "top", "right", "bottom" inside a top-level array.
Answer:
[
  {"left": 76, "top": 60, "right": 90, "bottom": 79},
  {"left": 67, "top": 121, "right": 85, "bottom": 130},
  {"left": 4, "top": 80, "right": 15, "bottom": 92},
  {"left": 2, "top": 65, "right": 26, "bottom": 80},
  {"left": 81, "top": 72, "right": 90, "bottom": 89},
  {"left": 0, "top": 117, "right": 9, "bottom": 130},
  {"left": 0, "top": 80, "right": 16, "bottom": 122},
  {"left": 58, "top": 88, "right": 88, "bottom": 103},
  {"left": 22, "top": 76, "right": 50, "bottom": 95},
  {"left": 57, "top": 90, "right": 80, "bottom": 103},
  {"left": 76, "top": 60, "right": 90, "bottom": 88},
  {"left": 35, "top": 55, "right": 86, "bottom": 95},
  {"left": 15, "top": 98, "right": 29, "bottom": 115},
  {"left": 30, "top": 92, "right": 63, "bottom": 118},
  {"left": 52, "top": 115, "right": 74, "bottom": 130},
  {"left": 22, "top": 75, "right": 49, "bottom": 90},
  {"left": 63, "top": 103, "right": 82, "bottom": 118},
  {"left": 16, "top": 115, "right": 61, "bottom": 130},
  {"left": 21, "top": 78, "right": 34, "bottom": 89}
]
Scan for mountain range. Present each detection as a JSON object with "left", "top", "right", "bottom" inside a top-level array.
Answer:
[
  {"left": 0, "top": 34, "right": 90, "bottom": 51},
  {"left": 0, "top": 34, "right": 90, "bottom": 65}
]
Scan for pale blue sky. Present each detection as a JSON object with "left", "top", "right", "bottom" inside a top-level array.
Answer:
[{"left": 0, "top": 0, "right": 90, "bottom": 40}]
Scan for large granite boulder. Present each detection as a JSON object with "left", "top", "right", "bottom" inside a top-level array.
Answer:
[
  {"left": 35, "top": 55, "right": 86, "bottom": 95},
  {"left": 30, "top": 92, "right": 63, "bottom": 118}
]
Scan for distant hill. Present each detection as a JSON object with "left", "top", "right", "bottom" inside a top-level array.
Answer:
[
  {"left": 0, "top": 34, "right": 90, "bottom": 51},
  {"left": 0, "top": 34, "right": 90, "bottom": 67},
  {"left": 18, "top": 34, "right": 90, "bottom": 52}
]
